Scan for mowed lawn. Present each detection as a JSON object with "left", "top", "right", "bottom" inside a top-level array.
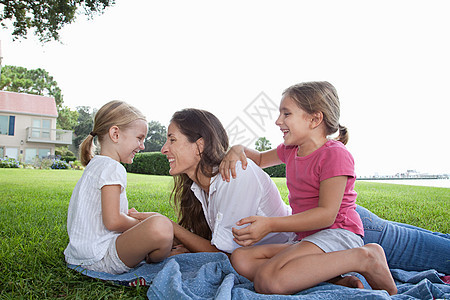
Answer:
[{"left": 0, "top": 168, "right": 448, "bottom": 299}]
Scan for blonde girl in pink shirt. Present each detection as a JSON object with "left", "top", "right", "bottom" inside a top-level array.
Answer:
[{"left": 220, "top": 81, "right": 397, "bottom": 295}]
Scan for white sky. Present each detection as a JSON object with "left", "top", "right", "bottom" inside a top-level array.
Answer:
[{"left": 1, "top": 0, "right": 449, "bottom": 176}]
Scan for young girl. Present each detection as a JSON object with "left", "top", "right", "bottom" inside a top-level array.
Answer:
[
  {"left": 64, "top": 100, "right": 173, "bottom": 274},
  {"left": 220, "top": 81, "right": 397, "bottom": 295}
]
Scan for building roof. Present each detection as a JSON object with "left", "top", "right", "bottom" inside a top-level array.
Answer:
[{"left": 0, "top": 91, "right": 58, "bottom": 117}]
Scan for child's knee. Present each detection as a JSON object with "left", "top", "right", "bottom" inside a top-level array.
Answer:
[
  {"left": 144, "top": 215, "right": 173, "bottom": 242},
  {"left": 231, "top": 248, "right": 251, "bottom": 275},
  {"left": 230, "top": 248, "right": 245, "bottom": 266}
]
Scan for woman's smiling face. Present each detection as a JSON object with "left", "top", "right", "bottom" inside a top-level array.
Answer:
[{"left": 161, "top": 122, "right": 202, "bottom": 179}]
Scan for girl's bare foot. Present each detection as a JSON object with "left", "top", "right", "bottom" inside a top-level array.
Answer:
[{"left": 360, "top": 244, "right": 397, "bottom": 295}]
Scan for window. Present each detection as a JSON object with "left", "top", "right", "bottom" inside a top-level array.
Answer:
[
  {"left": 0, "top": 115, "right": 15, "bottom": 135},
  {"left": 0, "top": 116, "right": 7, "bottom": 135},
  {"left": 32, "top": 119, "right": 51, "bottom": 139},
  {"left": 5, "top": 147, "right": 18, "bottom": 160},
  {"left": 25, "top": 148, "right": 37, "bottom": 163},
  {"left": 42, "top": 120, "right": 51, "bottom": 139},
  {"left": 39, "top": 149, "right": 50, "bottom": 159},
  {"left": 25, "top": 148, "right": 51, "bottom": 163}
]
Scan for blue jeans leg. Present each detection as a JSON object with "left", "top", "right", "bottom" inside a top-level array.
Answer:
[{"left": 356, "top": 205, "right": 450, "bottom": 274}]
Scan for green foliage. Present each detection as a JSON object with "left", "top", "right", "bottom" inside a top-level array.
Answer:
[
  {"left": 0, "top": 65, "right": 79, "bottom": 130},
  {"left": 0, "top": 0, "right": 115, "bottom": 42},
  {"left": 34, "top": 158, "right": 53, "bottom": 169},
  {"left": 55, "top": 147, "right": 74, "bottom": 157},
  {"left": 72, "top": 106, "right": 95, "bottom": 150},
  {"left": 263, "top": 164, "right": 286, "bottom": 177},
  {"left": 144, "top": 120, "right": 167, "bottom": 152},
  {"left": 0, "top": 65, "right": 63, "bottom": 106},
  {"left": 0, "top": 157, "right": 19, "bottom": 168},
  {"left": 124, "top": 152, "right": 170, "bottom": 176},
  {"left": 57, "top": 106, "right": 79, "bottom": 130},
  {"left": 255, "top": 137, "right": 272, "bottom": 152},
  {"left": 55, "top": 147, "right": 77, "bottom": 162},
  {"left": 51, "top": 160, "right": 71, "bottom": 169}
]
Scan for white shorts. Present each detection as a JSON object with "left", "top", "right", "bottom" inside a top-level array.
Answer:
[
  {"left": 83, "top": 236, "right": 131, "bottom": 274},
  {"left": 300, "top": 228, "right": 363, "bottom": 253}
]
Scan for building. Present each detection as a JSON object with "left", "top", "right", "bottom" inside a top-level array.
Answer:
[{"left": 0, "top": 91, "right": 72, "bottom": 163}]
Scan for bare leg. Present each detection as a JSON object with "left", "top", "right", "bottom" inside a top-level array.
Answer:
[
  {"left": 232, "top": 243, "right": 365, "bottom": 290},
  {"left": 116, "top": 214, "right": 173, "bottom": 267},
  {"left": 231, "top": 243, "right": 290, "bottom": 281},
  {"left": 253, "top": 242, "right": 397, "bottom": 295}
]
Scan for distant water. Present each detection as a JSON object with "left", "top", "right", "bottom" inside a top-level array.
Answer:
[{"left": 358, "top": 179, "right": 450, "bottom": 188}]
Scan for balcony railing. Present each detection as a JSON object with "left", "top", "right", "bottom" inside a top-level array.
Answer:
[{"left": 26, "top": 127, "right": 73, "bottom": 145}]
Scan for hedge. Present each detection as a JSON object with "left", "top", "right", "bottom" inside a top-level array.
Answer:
[
  {"left": 263, "top": 164, "right": 286, "bottom": 177},
  {"left": 125, "top": 152, "right": 286, "bottom": 178},
  {"left": 124, "top": 152, "right": 170, "bottom": 175}
]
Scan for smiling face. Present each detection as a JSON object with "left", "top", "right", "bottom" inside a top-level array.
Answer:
[
  {"left": 275, "top": 96, "right": 313, "bottom": 146},
  {"left": 116, "top": 119, "right": 148, "bottom": 164},
  {"left": 161, "top": 122, "right": 202, "bottom": 179}
]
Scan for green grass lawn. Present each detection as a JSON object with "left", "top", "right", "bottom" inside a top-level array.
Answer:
[{"left": 0, "top": 168, "right": 448, "bottom": 299}]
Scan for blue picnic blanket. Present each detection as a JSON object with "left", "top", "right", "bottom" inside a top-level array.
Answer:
[{"left": 68, "top": 252, "right": 450, "bottom": 299}]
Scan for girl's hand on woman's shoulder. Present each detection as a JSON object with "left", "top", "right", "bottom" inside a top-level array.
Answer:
[{"left": 219, "top": 145, "right": 248, "bottom": 182}]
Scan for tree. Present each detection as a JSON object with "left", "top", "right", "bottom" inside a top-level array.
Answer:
[
  {"left": 57, "top": 106, "right": 79, "bottom": 130},
  {"left": 0, "top": 0, "right": 115, "bottom": 42},
  {"left": 1, "top": 65, "right": 62, "bottom": 106},
  {"left": 144, "top": 121, "right": 167, "bottom": 152},
  {"left": 0, "top": 65, "right": 78, "bottom": 130},
  {"left": 72, "top": 106, "right": 94, "bottom": 151},
  {"left": 255, "top": 137, "right": 272, "bottom": 152}
]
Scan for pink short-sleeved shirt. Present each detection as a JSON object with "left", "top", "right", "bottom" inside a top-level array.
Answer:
[{"left": 277, "top": 140, "right": 364, "bottom": 240}]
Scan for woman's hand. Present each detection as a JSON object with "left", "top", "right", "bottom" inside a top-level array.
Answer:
[
  {"left": 219, "top": 145, "right": 248, "bottom": 182},
  {"left": 232, "top": 216, "right": 271, "bottom": 247}
]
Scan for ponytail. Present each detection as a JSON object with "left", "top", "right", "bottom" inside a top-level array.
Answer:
[
  {"left": 335, "top": 124, "right": 349, "bottom": 145},
  {"left": 79, "top": 134, "right": 96, "bottom": 166}
]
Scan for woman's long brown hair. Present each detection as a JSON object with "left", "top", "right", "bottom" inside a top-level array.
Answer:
[{"left": 169, "top": 109, "right": 229, "bottom": 240}]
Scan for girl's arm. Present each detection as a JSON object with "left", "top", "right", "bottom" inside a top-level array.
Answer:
[
  {"left": 233, "top": 176, "right": 347, "bottom": 246},
  {"left": 101, "top": 185, "right": 140, "bottom": 232},
  {"left": 219, "top": 145, "right": 282, "bottom": 181},
  {"left": 171, "top": 221, "right": 225, "bottom": 254}
]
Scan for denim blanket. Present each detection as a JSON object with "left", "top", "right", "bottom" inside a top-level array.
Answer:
[{"left": 68, "top": 252, "right": 450, "bottom": 299}]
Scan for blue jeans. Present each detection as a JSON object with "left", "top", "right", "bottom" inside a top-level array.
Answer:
[{"left": 356, "top": 205, "right": 450, "bottom": 274}]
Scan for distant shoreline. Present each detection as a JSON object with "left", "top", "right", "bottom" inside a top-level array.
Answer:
[
  {"left": 357, "top": 176, "right": 449, "bottom": 181},
  {"left": 357, "top": 178, "right": 450, "bottom": 188}
]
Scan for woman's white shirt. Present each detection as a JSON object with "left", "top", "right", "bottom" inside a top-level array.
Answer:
[
  {"left": 64, "top": 155, "right": 128, "bottom": 266},
  {"left": 190, "top": 159, "right": 294, "bottom": 253}
]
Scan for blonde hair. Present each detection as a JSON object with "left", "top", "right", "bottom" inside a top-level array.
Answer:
[
  {"left": 79, "top": 100, "right": 146, "bottom": 166},
  {"left": 283, "top": 81, "right": 348, "bottom": 145}
]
